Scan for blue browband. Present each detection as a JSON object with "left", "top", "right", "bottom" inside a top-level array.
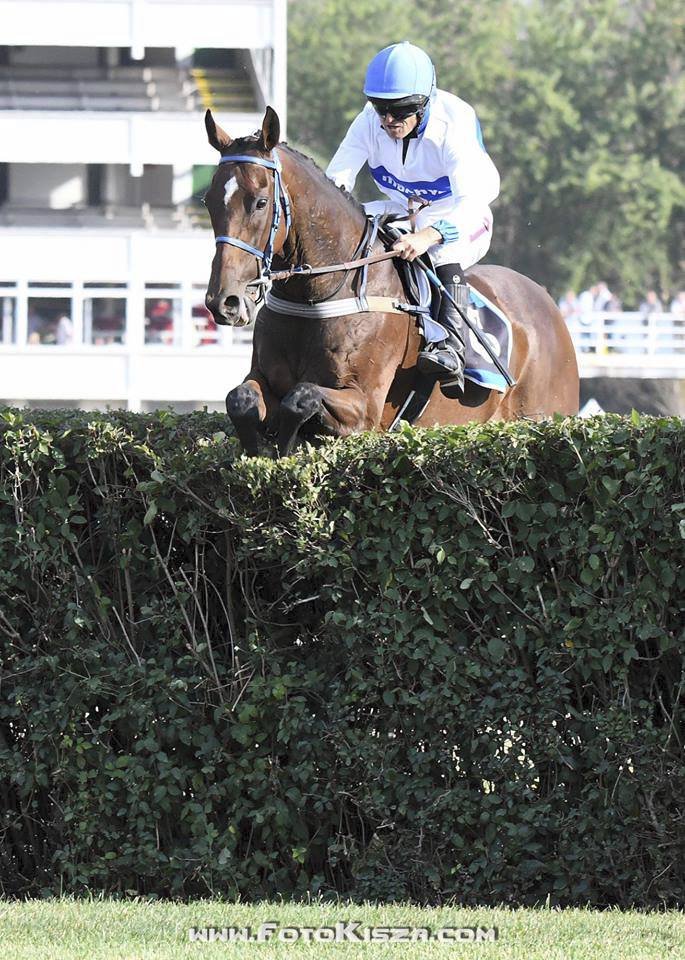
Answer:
[{"left": 214, "top": 150, "right": 292, "bottom": 276}]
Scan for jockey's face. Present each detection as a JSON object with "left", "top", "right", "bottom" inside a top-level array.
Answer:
[
  {"left": 380, "top": 111, "right": 419, "bottom": 139},
  {"left": 369, "top": 97, "right": 425, "bottom": 140}
]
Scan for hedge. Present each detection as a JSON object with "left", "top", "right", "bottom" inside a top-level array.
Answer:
[{"left": 0, "top": 408, "right": 683, "bottom": 906}]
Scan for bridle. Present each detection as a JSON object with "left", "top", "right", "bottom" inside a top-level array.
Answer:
[
  {"left": 213, "top": 150, "right": 292, "bottom": 292},
  {"left": 211, "top": 148, "right": 395, "bottom": 306},
  {"left": 210, "top": 148, "right": 424, "bottom": 318}
]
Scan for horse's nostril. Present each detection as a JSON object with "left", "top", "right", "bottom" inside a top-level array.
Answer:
[{"left": 223, "top": 295, "right": 241, "bottom": 316}]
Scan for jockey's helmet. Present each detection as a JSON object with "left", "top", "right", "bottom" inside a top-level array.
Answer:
[{"left": 363, "top": 41, "right": 435, "bottom": 102}]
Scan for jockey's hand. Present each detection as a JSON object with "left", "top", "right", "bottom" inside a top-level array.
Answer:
[{"left": 392, "top": 226, "right": 442, "bottom": 261}]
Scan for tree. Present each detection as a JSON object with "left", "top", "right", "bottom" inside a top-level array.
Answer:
[
  {"left": 287, "top": 0, "right": 684, "bottom": 301},
  {"left": 487, "top": 0, "right": 684, "bottom": 301}
]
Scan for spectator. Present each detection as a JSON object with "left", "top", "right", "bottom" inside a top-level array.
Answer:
[
  {"left": 577, "top": 284, "right": 599, "bottom": 352},
  {"left": 558, "top": 289, "right": 579, "bottom": 322},
  {"left": 594, "top": 281, "right": 618, "bottom": 311},
  {"left": 669, "top": 290, "right": 685, "bottom": 315},
  {"left": 592, "top": 281, "right": 622, "bottom": 351},
  {"left": 578, "top": 283, "right": 599, "bottom": 316},
  {"left": 56, "top": 313, "right": 74, "bottom": 345},
  {"left": 27, "top": 309, "right": 43, "bottom": 342},
  {"left": 146, "top": 298, "right": 175, "bottom": 345},
  {"left": 639, "top": 290, "right": 663, "bottom": 316}
]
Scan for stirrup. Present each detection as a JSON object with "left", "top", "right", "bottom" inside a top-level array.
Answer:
[
  {"left": 417, "top": 341, "right": 463, "bottom": 379},
  {"left": 439, "top": 369, "right": 465, "bottom": 400}
]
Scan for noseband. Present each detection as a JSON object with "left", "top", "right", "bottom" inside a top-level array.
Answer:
[{"left": 214, "top": 150, "right": 292, "bottom": 283}]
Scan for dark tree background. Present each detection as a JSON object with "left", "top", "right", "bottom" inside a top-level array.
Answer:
[{"left": 287, "top": 0, "right": 684, "bottom": 305}]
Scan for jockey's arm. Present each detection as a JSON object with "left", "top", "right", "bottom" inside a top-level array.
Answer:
[
  {"left": 433, "top": 110, "right": 500, "bottom": 238},
  {"left": 326, "top": 111, "right": 369, "bottom": 193}
]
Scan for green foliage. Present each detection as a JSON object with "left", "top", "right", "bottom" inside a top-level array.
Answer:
[
  {"left": 0, "top": 408, "right": 683, "bottom": 905},
  {"left": 287, "top": 0, "right": 684, "bottom": 301},
  {"left": 488, "top": 0, "right": 685, "bottom": 302}
]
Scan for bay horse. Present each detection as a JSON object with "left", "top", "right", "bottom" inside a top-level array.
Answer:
[{"left": 203, "top": 107, "right": 579, "bottom": 456}]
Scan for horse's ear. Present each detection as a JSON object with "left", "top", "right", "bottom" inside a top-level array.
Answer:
[
  {"left": 260, "top": 106, "right": 280, "bottom": 152},
  {"left": 205, "top": 109, "right": 233, "bottom": 153}
]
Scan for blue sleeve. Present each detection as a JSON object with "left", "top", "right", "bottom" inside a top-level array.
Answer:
[{"left": 432, "top": 219, "right": 459, "bottom": 243}]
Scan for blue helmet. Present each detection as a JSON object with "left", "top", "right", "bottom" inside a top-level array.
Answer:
[{"left": 363, "top": 41, "right": 436, "bottom": 100}]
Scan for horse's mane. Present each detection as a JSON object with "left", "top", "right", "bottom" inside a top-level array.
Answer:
[
  {"left": 280, "top": 143, "right": 367, "bottom": 219},
  {"left": 231, "top": 132, "right": 367, "bottom": 220}
]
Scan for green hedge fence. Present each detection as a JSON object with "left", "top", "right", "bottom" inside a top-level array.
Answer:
[{"left": 0, "top": 409, "right": 683, "bottom": 905}]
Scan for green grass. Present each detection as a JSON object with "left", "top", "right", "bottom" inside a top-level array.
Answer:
[{"left": 0, "top": 899, "right": 682, "bottom": 960}]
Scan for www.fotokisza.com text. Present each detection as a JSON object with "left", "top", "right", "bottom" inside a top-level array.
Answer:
[{"left": 188, "top": 922, "right": 498, "bottom": 943}]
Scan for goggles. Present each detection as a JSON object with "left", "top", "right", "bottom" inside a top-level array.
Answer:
[{"left": 369, "top": 97, "right": 427, "bottom": 120}]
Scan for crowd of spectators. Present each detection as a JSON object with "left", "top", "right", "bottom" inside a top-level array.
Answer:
[
  {"left": 558, "top": 283, "right": 685, "bottom": 322},
  {"left": 557, "top": 282, "right": 685, "bottom": 354}
]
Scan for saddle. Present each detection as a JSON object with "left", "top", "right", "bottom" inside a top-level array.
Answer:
[{"left": 378, "top": 220, "right": 438, "bottom": 317}]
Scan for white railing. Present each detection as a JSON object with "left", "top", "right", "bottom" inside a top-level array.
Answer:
[
  {"left": 566, "top": 312, "right": 685, "bottom": 377},
  {"left": 2, "top": 302, "right": 685, "bottom": 411},
  {"left": 0, "top": 277, "right": 254, "bottom": 410},
  {"left": 0, "top": 344, "right": 253, "bottom": 411}
]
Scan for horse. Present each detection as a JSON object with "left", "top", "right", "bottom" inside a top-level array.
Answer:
[{"left": 203, "top": 107, "right": 579, "bottom": 456}]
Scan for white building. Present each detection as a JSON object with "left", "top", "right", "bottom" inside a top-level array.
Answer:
[{"left": 0, "top": 0, "right": 286, "bottom": 410}]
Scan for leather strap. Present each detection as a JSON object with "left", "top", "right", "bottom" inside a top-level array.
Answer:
[{"left": 268, "top": 248, "right": 397, "bottom": 282}]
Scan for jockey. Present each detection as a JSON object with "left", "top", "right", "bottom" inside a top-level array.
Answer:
[{"left": 326, "top": 41, "right": 500, "bottom": 398}]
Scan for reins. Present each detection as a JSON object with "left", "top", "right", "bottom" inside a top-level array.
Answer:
[
  {"left": 267, "top": 248, "right": 397, "bottom": 283},
  {"left": 214, "top": 149, "right": 397, "bottom": 302}
]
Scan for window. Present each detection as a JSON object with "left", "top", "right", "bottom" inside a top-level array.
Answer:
[
  {"left": 84, "top": 297, "right": 126, "bottom": 345},
  {"left": 145, "top": 295, "right": 181, "bottom": 345},
  {"left": 192, "top": 284, "right": 219, "bottom": 346},
  {"left": 27, "top": 296, "right": 72, "bottom": 345}
]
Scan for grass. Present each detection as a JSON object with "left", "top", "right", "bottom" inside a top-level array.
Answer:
[{"left": 0, "top": 899, "right": 682, "bottom": 960}]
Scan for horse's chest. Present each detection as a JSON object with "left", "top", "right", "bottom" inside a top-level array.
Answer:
[{"left": 258, "top": 315, "right": 377, "bottom": 392}]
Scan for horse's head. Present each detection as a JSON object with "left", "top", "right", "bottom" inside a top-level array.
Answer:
[{"left": 203, "top": 107, "right": 286, "bottom": 326}]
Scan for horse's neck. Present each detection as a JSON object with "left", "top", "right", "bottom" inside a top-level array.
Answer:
[{"left": 276, "top": 153, "right": 370, "bottom": 302}]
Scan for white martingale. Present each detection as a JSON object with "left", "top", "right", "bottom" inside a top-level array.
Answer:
[
  {"left": 326, "top": 88, "right": 500, "bottom": 248},
  {"left": 224, "top": 177, "right": 239, "bottom": 206}
]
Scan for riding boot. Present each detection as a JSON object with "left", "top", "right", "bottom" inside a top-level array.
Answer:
[{"left": 416, "top": 263, "right": 468, "bottom": 399}]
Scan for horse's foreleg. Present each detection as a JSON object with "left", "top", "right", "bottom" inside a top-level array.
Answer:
[
  {"left": 277, "top": 382, "right": 371, "bottom": 457},
  {"left": 226, "top": 374, "right": 278, "bottom": 456}
]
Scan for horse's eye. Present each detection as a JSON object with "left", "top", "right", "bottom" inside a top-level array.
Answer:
[{"left": 256, "top": 198, "right": 269, "bottom": 210}]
